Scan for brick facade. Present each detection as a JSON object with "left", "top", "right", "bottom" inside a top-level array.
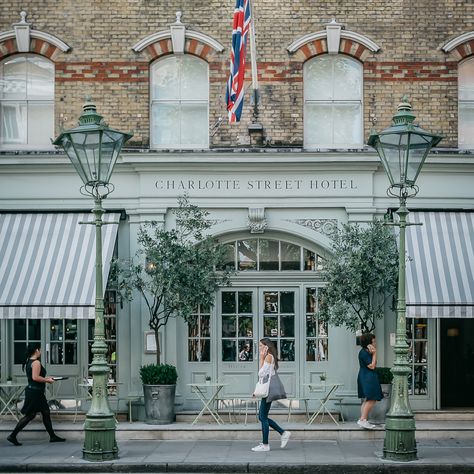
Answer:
[{"left": 0, "top": 0, "right": 472, "bottom": 148}]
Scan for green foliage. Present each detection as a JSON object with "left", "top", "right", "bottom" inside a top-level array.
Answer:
[
  {"left": 318, "top": 220, "right": 398, "bottom": 334},
  {"left": 140, "top": 364, "right": 178, "bottom": 385},
  {"left": 112, "top": 195, "right": 232, "bottom": 365},
  {"left": 376, "top": 367, "right": 394, "bottom": 384}
]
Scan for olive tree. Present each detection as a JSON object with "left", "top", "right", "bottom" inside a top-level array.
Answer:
[
  {"left": 112, "top": 196, "right": 231, "bottom": 365},
  {"left": 318, "top": 220, "right": 398, "bottom": 334}
]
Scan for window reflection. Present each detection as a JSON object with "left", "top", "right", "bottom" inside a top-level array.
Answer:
[
  {"left": 259, "top": 239, "right": 279, "bottom": 270},
  {"left": 407, "top": 318, "right": 428, "bottom": 395},
  {"left": 305, "top": 287, "right": 329, "bottom": 362},
  {"left": 188, "top": 305, "right": 211, "bottom": 362},
  {"left": 238, "top": 240, "right": 257, "bottom": 271}
]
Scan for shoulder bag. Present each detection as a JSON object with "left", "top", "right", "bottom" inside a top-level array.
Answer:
[{"left": 253, "top": 373, "right": 271, "bottom": 398}]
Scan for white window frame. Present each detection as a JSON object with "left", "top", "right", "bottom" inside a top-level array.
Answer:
[
  {"left": 150, "top": 55, "right": 209, "bottom": 150},
  {"left": 458, "top": 57, "right": 474, "bottom": 150},
  {"left": 0, "top": 54, "right": 55, "bottom": 151},
  {"left": 304, "top": 54, "right": 363, "bottom": 150}
]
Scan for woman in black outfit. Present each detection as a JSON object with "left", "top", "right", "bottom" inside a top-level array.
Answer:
[{"left": 7, "top": 343, "right": 65, "bottom": 446}]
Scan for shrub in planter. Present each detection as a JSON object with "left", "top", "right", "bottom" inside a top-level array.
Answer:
[{"left": 140, "top": 364, "right": 178, "bottom": 424}]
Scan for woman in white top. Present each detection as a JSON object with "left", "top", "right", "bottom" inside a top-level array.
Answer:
[{"left": 251, "top": 338, "right": 291, "bottom": 452}]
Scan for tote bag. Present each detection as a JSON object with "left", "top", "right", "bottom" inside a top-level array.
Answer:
[
  {"left": 267, "top": 372, "right": 287, "bottom": 402},
  {"left": 254, "top": 373, "right": 271, "bottom": 398}
]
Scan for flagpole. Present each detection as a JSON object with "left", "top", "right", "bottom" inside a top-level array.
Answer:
[{"left": 248, "top": 0, "right": 259, "bottom": 118}]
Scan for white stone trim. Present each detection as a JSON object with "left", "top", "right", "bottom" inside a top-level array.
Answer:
[
  {"left": 0, "top": 29, "right": 70, "bottom": 52},
  {"left": 133, "top": 29, "right": 224, "bottom": 53},
  {"left": 442, "top": 31, "right": 474, "bottom": 53},
  {"left": 288, "top": 29, "right": 380, "bottom": 53}
]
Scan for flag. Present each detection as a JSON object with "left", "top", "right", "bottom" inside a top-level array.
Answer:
[{"left": 226, "top": 0, "right": 251, "bottom": 123}]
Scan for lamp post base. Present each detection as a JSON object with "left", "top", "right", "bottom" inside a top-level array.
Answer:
[
  {"left": 383, "top": 415, "right": 417, "bottom": 462},
  {"left": 83, "top": 415, "right": 118, "bottom": 461}
]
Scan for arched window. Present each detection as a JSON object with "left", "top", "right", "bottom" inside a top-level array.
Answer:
[
  {"left": 459, "top": 58, "right": 474, "bottom": 149},
  {"left": 150, "top": 55, "right": 209, "bottom": 149},
  {"left": 304, "top": 55, "right": 363, "bottom": 149},
  {"left": 0, "top": 55, "right": 54, "bottom": 149}
]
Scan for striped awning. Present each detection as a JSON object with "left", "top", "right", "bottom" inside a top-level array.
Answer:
[
  {"left": 406, "top": 211, "right": 474, "bottom": 318},
  {"left": 0, "top": 213, "right": 119, "bottom": 319}
]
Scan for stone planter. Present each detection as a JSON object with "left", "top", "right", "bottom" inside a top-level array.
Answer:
[
  {"left": 369, "top": 383, "right": 392, "bottom": 424},
  {"left": 143, "top": 384, "right": 176, "bottom": 424}
]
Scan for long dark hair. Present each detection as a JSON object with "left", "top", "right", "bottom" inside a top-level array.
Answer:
[
  {"left": 260, "top": 338, "right": 279, "bottom": 370},
  {"left": 22, "top": 342, "right": 41, "bottom": 371}
]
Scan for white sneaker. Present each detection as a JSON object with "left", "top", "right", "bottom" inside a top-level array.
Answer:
[
  {"left": 357, "top": 419, "right": 376, "bottom": 430},
  {"left": 251, "top": 443, "right": 270, "bottom": 452},
  {"left": 280, "top": 431, "right": 291, "bottom": 448}
]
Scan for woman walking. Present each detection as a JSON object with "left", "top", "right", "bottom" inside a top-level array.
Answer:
[
  {"left": 251, "top": 338, "right": 291, "bottom": 452},
  {"left": 357, "top": 333, "right": 383, "bottom": 429},
  {"left": 7, "top": 343, "right": 65, "bottom": 446}
]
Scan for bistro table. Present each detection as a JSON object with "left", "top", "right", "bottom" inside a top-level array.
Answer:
[
  {"left": 0, "top": 382, "right": 25, "bottom": 421},
  {"left": 304, "top": 382, "right": 344, "bottom": 425},
  {"left": 187, "top": 382, "right": 228, "bottom": 425}
]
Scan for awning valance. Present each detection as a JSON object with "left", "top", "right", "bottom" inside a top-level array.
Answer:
[
  {"left": 0, "top": 213, "right": 119, "bottom": 319},
  {"left": 406, "top": 211, "right": 474, "bottom": 318}
]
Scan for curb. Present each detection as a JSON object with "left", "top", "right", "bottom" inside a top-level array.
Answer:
[{"left": 1, "top": 463, "right": 474, "bottom": 473}]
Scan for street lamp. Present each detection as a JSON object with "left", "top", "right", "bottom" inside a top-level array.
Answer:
[
  {"left": 53, "top": 100, "right": 132, "bottom": 461},
  {"left": 368, "top": 98, "right": 442, "bottom": 462}
]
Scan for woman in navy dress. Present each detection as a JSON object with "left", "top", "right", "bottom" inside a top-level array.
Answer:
[
  {"left": 357, "top": 333, "right": 383, "bottom": 430},
  {"left": 7, "top": 343, "right": 65, "bottom": 446}
]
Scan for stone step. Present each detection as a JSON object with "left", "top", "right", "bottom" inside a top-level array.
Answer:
[{"left": 414, "top": 410, "right": 474, "bottom": 421}]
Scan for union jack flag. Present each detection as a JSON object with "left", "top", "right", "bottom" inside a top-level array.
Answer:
[{"left": 226, "top": 0, "right": 251, "bottom": 123}]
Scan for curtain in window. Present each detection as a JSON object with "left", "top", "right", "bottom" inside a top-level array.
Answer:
[
  {"left": 150, "top": 55, "right": 209, "bottom": 148},
  {"left": 0, "top": 55, "right": 54, "bottom": 148},
  {"left": 304, "top": 55, "right": 363, "bottom": 149}
]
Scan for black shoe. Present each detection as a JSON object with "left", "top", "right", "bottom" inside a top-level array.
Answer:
[
  {"left": 49, "top": 435, "right": 66, "bottom": 443},
  {"left": 7, "top": 435, "right": 22, "bottom": 446}
]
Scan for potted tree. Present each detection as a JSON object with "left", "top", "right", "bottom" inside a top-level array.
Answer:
[{"left": 113, "top": 196, "right": 231, "bottom": 424}]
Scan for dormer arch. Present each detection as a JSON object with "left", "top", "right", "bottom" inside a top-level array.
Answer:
[
  {"left": 442, "top": 31, "right": 474, "bottom": 60},
  {"left": 0, "top": 11, "right": 70, "bottom": 61},
  {"left": 288, "top": 19, "right": 380, "bottom": 62},
  {"left": 132, "top": 11, "right": 224, "bottom": 62}
]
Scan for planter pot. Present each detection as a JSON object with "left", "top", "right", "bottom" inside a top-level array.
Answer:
[
  {"left": 369, "top": 383, "right": 392, "bottom": 424},
  {"left": 143, "top": 384, "right": 176, "bottom": 424}
]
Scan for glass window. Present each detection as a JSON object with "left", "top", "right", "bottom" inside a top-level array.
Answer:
[
  {"left": 13, "top": 319, "right": 41, "bottom": 364},
  {"left": 188, "top": 305, "right": 211, "bottom": 362},
  {"left": 407, "top": 318, "right": 428, "bottom": 396},
  {"left": 304, "top": 55, "right": 363, "bottom": 149},
  {"left": 221, "top": 291, "right": 254, "bottom": 362},
  {"left": 150, "top": 55, "right": 208, "bottom": 149},
  {"left": 459, "top": 58, "right": 474, "bottom": 149},
  {"left": 305, "top": 288, "right": 328, "bottom": 361},
  {"left": 0, "top": 55, "right": 54, "bottom": 148},
  {"left": 50, "top": 319, "right": 78, "bottom": 365}
]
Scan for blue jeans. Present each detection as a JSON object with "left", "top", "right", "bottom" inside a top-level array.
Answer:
[{"left": 259, "top": 397, "right": 284, "bottom": 444}]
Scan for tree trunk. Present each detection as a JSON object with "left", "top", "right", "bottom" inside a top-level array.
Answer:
[{"left": 154, "top": 330, "right": 161, "bottom": 365}]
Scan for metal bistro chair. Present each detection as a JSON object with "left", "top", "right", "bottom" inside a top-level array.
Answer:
[{"left": 73, "top": 377, "right": 92, "bottom": 423}]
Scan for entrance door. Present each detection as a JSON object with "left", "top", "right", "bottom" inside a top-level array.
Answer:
[
  {"left": 441, "top": 319, "right": 474, "bottom": 407},
  {"left": 217, "top": 287, "right": 299, "bottom": 397}
]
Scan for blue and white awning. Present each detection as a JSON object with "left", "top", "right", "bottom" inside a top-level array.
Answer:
[
  {"left": 406, "top": 211, "right": 474, "bottom": 318},
  {"left": 0, "top": 213, "right": 119, "bottom": 319}
]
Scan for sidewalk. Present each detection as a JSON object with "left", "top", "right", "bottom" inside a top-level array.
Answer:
[{"left": 1, "top": 428, "right": 474, "bottom": 473}]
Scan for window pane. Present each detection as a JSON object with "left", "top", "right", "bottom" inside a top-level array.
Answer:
[
  {"left": 238, "top": 316, "right": 253, "bottom": 337},
  {"left": 238, "top": 292, "right": 253, "bottom": 313},
  {"left": 222, "top": 340, "right": 236, "bottom": 361},
  {"left": 459, "top": 102, "right": 474, "bottom": 148},
  {"left": 414, "top": 365, "right": 428, "bottom": 395},
  {"left": 259, "top": 239, "right": 279, "bottom": 270},
  {"left": 151, "top": 57, "right": 180, "bottom": 100},
  {"left": 238, "top": 240, "right": 257, "bottom": 271},
  {"left": 28, "top": 102, "right": 54, "bottom": 145},
  {"left": 181, "top": 56, "right": 208, "bottom": 100},
  {"left": 332, "top": 103, "right": 362, "bottom": 147},
  {"left": 306, "top": 288, "right": 317, "bottom": 313},
  {"left": 14, "top": 342, "right": 25, "bottom": 364},
  {"left": 65, "top": 343, "right": 77, "bottom": 364},
  {"left": 219, "top": 243, "right": 235, "bottom": 271},
  {"left": 281, "top": 242, "right": 300, "bottom": 270},
  {"left": 333, "top": 57, "right": 362, "bottom": 100},
  {"left": 180, "top": 103, "right": 207, "bottom": 146},
  {"left": 50, "top": 342, "right": 63, "bottom": 365},
  {"left": 65, "top": 320, "right": 78, "bottom": 341},
  {"left": 222, "top": 316, "right": 236, "bottom": 337},
  {"left": 0, "top": 56, "right": 27, "bottom": 100},
  {"left": 222, "top": 292, "right": 236, "bottom": 314},
  {"left": 459, "top": 59, "right": 474, "bottom": 101},
  {"left": 305, "top": 103, "right": 332, "bottom": 147},
  {"left": 27, "top": 57, "right": 54, "bottom": 99},
  {"left": 280, "top": 339, "right": 295, "bottom": 361},
  {"left": 280, "top": 314, "right": 295, "bottom": 337},
  {"left": 264, "top": 292, "right": 278, "bottom": 313},
  {"left": 306, "top": 314, "right": 318, "bottom": 337},
  {"left": 50, "top": 320, "right": 62, "bottom": 341},
  {"left": 264, "top": 317, "right": 278, "bottom": 337},
  {"left": 304, "top": 56, "right": 333, "bottom": 100},
  {"left": 200, "top": 315, "right": 210, "bottom": 337},
  {"left": 14, "top": 320, "right": 27, "bottom": 340},
  {"left": 151, "top": 103, "right": 179, "bottom": 147},
  {"left": 1, "top": 102, "right": 27, "bottom": 144},
  {"left": 280, "top": 291, "right": 295, "bottom": 313},
  {"left": 200, "top": 339, "right": 211, "bottom": 362},
  {"left": 238, "top": 340, "right": 253, "bottom": 361},
  {"left": 189, "top": 339, "right": 199, "bottom": 362},
  {"left": 28, "top": 320, "right": 41, "bottom": 340},
  {"left": 188, "top": 316, "right": 199, "bottom": 337}
]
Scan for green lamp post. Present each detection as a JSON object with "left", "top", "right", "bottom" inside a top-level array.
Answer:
[
  {"left": 368, "top": 98, "right": 442, "bottom": 462},
  {"left": 53, "top": 100, "right": 132, "bottom": 461}
]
